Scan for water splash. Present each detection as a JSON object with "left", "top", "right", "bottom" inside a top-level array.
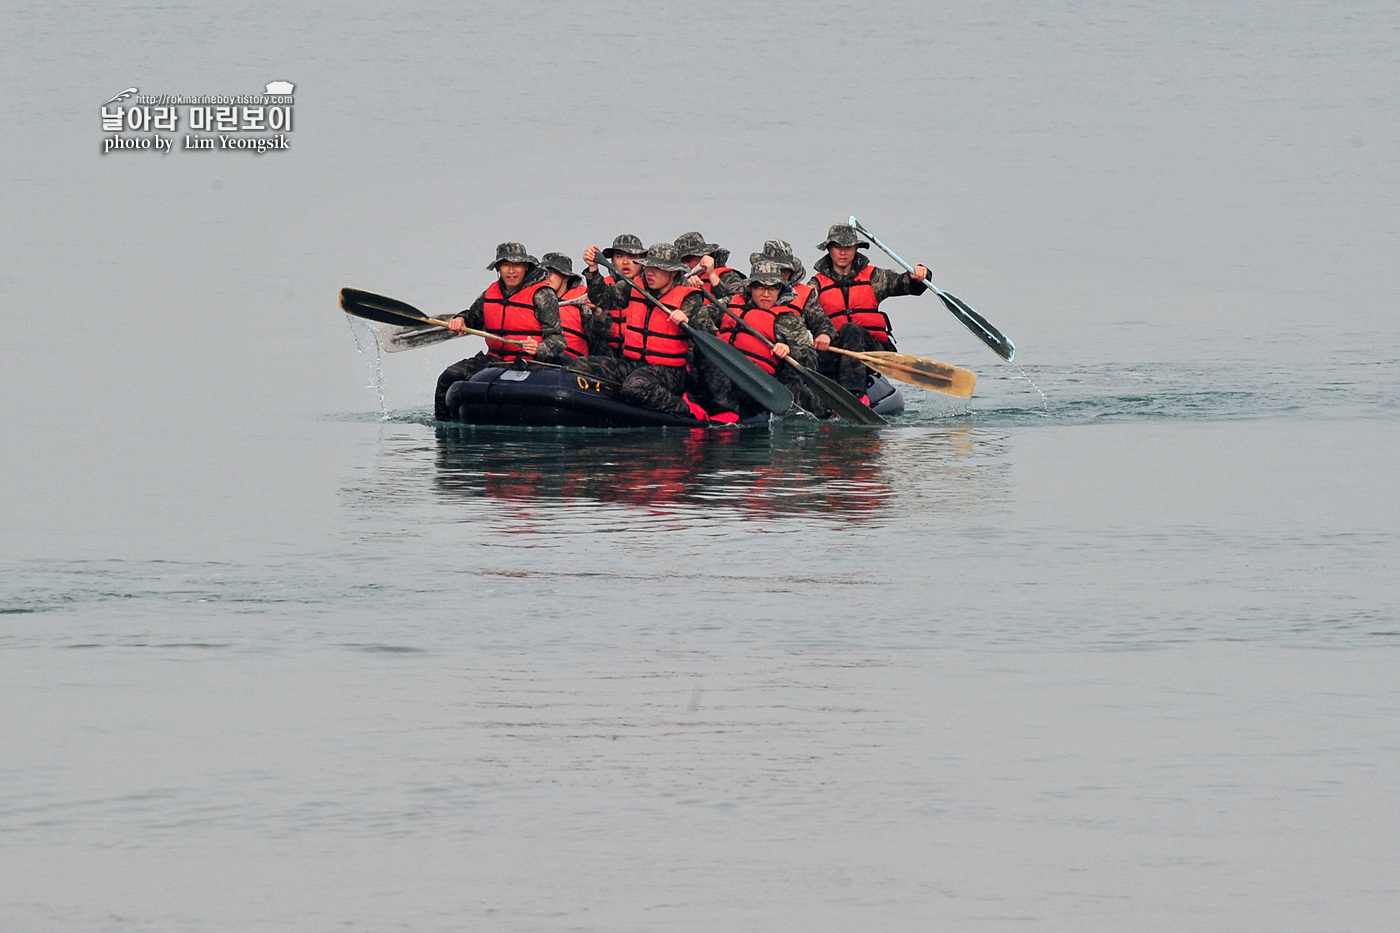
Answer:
[{"left": 346, "top": 318, "right": 388, "bottom": 420}]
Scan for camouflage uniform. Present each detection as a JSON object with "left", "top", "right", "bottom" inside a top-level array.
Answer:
[
  {"left": 808, "top": 232, "right": 929, "bottom": 395},
  {"left": 754, "top": 239, "right": 838, "bottom": 342},
  {"left": 541, "top": 251, "right": 609, "bottom": 358},
  {"left": 582, "top": 267, "right": 637, "bottom": 357},
  {"left": 434, "top": 243, "right": 565, "bottom": 420},
  {"left": 582, "top": 234, "right": 647, "bottom": 358}
]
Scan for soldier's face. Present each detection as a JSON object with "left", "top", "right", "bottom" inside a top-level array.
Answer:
[
  {"left": 829, "top": 245, "right": 857, "bottom": 268},
  {"left": 545, "top": 271, "right": 568, "bottom": 293},
  {"left": 614, "top": 254, "right": 642, "bottom": 277},
  {"left": 751, "top": 284, "right": 781, "bottom": 309},
  {"left": 643, "top": 267, "right": 675, "bottom": 290},
  {"left": 498, "top": 262, "right": 529, "bottom": 288}
]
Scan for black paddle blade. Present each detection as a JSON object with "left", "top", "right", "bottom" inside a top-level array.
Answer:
[
  {"left": 686, "top": 326, "right": 794, "bottom": 415},
  {"left": 935, "top": 289, "right": 1015, "bottom": 361},
  {"left": 785, "top": 358, "right": 886, "bottom": 425},
  {"left": 340, "top": 288, "right": 440, "bottom": 329}
]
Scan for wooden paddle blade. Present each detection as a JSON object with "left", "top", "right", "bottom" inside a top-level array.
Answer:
[
  {"left": 379, "top": 324, "right": 462, "bottom": 353},
  {"left": 859, "top": 350, "right": 976, "bottom": 398},
  {"left": 783, "top": 358, "right": 886, "bottom": 425},
  {"left": 686, "top": 325, "right": 794, "bottom": 415},
  {"left": 340, "top": 288, "right": 451, "bottom": 330}
]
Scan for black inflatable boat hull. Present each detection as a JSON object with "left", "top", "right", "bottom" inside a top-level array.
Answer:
[{"left": 442, "top": 365, "right": 902, "bottom": 428}]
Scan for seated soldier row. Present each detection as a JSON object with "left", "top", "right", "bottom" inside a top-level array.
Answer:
[{"left": 433, "top": 225, "right": 932, "bottom": 422}]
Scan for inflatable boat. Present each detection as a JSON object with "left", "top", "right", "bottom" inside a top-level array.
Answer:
[{"left": 441, "top": 363, "right": 903, "bottom": 428}]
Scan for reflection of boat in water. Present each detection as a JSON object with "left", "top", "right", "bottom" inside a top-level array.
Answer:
[
  {"left": 432, "top": 422, "right": 896, "bottom": 519},
  {"left": 441, "top": 363, "right": 903, "bottom": 428}
]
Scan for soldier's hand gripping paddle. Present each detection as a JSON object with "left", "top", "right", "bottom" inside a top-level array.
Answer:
[
  {"left": 823, "top": 346, "right": 976, "bottom": 398},
  {"left": 590, "top": 256, "right": 794, "bottom": 416},
  {"left": 688, "top": 282, "right": 887, "bottom": 426},
  {"left": 339, "top": 287, "right": 529, "bottom": 348},
  {"left": 848, "top": 216, "right": 1016, "bottom": 362}
]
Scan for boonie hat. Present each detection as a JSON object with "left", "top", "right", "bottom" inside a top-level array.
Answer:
[
  {"left": 540, "top": 252, "right": 581, "bottom": 285},
  {"left": 815, "top": 224, "right": 870, "bottom": 251},
  {"left": 740, "top": 259, "right": 789, "bottom": 289},
  {"left": 674, "top": 231, "right": 721, "bottom": 259},
  {"left": 755, "top": 238, "right": 806, "bottom": 281},
  {"left": 487, "top": 241, "right": 539, "bottom": 270},
  {"left": 640, "top": 242, "right": 688, "bottom": 273},
  {"left": 602, "top": 233, "right": 645, "bottom": 259},
  {"left": 760, "top": 239, "right": 796, "bottom": 265}
]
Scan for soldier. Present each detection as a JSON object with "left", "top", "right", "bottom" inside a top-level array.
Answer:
[
  {"left": 809, "top": 223, "right": 930, "bottom": 398},
  {"left": 716, "top": 259, "right": 828, "bottom": 417},
  {"left": 434, "top": 242, "right": 565, "bottom": 420},
  {"left": 581, "top": 234, "right": 647, "bottom": 356},
  {"left": 674, "top": 231, "right": 745, "bottom": 299},
  {"left": 573, "top": 243, "right": 734, "bottom": 421},
  {"left": 539, "top": 252, "right": 594, "bottom": 360},
  {"left": 753, "top": 238, "right": 837, "bottom": 354}
]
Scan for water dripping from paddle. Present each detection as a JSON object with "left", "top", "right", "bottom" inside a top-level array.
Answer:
[
  {"left": 346, "top": 317, "right": 388, "bottom": 420},
  {"left": 1012, "top": 363, "right": 1050, "bottom": 414}
]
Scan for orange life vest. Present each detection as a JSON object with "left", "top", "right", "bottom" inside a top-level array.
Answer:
[
  {"left": 603, "top": 274, "right": 637, "bottom": 350},
  {"left": 789, "top": 281, "right": 815, "bottom": 312},
  {"left": 718, "top": 296, "right": 782, "bottom": 374},
  {"left": 481, "top": 279, "right": 548, "bottom": 360},
  {"left": 815, "top": 265, "right": 892, "bottom": 345},
  {"left": 622, "top": 284, "right": 695, "bottom": 366},
  {"left": 556, "top": 284, "right": 590, "bottom": 359}
]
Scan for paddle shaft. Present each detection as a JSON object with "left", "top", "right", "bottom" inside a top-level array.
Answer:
[
  {"left": 848, "top": 215, "right": 1016, "bottom": 362},
  {"left": 342, "top": 289, "right": 532, "bottom": 349}
]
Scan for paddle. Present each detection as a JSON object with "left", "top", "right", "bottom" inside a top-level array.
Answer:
[
  {"left": 689, "top": 282, "right": 886, "bottom": 425},
  {"left": 824, "top": 346, "right": 976, "bottom": 398},
  {"left": 590, "top": 256, "right": 794, "bottom": 416},
  {"left": 847, "top": 216, "right": 1016, "bottom": 362},
  {"left": 378, "top": 295, "right": 593, "bottom": 353},
  {"left": 340, "top": 287, "right": 530, "bottom": 349}
]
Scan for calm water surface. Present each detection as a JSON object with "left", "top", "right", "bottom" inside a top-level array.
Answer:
[{"left": 3, "top": 1, "right": 1399, "bottom": 930}]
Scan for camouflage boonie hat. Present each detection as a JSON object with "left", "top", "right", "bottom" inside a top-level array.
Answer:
[
  {"left": 540, "top": 252, "right": 581, "bottom": 284},
  {"left": 740, "top": 259, "right": 789, "bottom": 289},
  {"left": 674, "top": 231, "right": 721, "bottom": 259},
  {"left": 762, "top": 239, "right": 795, "bottom": 262},
  {"left": 602, "top": 233, "right": 645, "bottom": 259},
  {"left": 640, "top": 242, "right": 687, "bottom": 274},
  {"left": 815, "top": 223, "right": 870, "bottom": 251},
  {"left": 754, "top": 238, "right": 806, "bottom": 281},
  {"left": 486, "top": 241, "right": 539, "bottom": 270}
]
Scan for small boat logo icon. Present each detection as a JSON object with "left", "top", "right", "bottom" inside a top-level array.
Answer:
[{"left": 265, "top": 81, "right": 295, "bottom": 94}]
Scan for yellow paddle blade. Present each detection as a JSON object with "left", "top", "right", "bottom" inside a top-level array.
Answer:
[
  {"left": 857, "top": 351, "right": 976, "bottom": 398},
  {"left": 823, "top": 346, "right": 976, "bottom": 398}
]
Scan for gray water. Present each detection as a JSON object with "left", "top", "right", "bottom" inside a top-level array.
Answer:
[{"left": 3, "top": 1, "right": 1399, "bottom": 930}]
